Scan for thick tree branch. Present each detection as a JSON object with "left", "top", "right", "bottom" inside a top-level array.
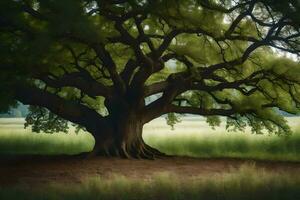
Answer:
[
  {"left": 167, "top": 105, "right": 236, "bottom": 116},
  {"left": 92, "top": 45, "right": 126, "bottom": 93},
  {"left": 38, "top": 72, "right": 113, "bottom": 98},
  {"left": 120, "top": 59, "right": 139, "bottom": 85},
  {"left": 144, "top": 81, "right": 169, "bottom": 96},
  {"left": 15, "top": 85, "right": 104, "bottom": 132}
]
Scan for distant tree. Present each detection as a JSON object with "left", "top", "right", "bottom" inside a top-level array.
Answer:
[
  {"left": 0, "top": 0, "right": 299, "bottom": 158},
  {"left": 0, "top": 103, "right": 28, "bottom": 118}
]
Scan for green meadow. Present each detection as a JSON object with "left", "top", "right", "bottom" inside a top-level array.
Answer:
[
  {"left": 0, "top": 117, "right": 299, "bottom": 161},
  {"left": 0, "top": 117, "right": 299, "bottom": 200},
  {"left": 1, "top": 164, "right": 299, "bottom": 200}
]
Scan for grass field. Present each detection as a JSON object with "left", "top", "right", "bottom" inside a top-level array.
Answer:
[
  {"left": 0, "top": 118, "right": 94, "bottom": 155},
  {"left": 0, "top": 163, "right": 299, "bottom": 200},
  {"left": 0, "top": 117, "right": 299, "bottom": 161},
  {"left": 0, "top": 117, "right": 299, "bottom": 200},
  {"left": 144, "top": 117, "right": 300, "bottom": 162}
]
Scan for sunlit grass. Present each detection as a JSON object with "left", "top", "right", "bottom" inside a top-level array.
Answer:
[
  {"left": 0, "top": 163, "right": 299, "bottom": 200},
  {"left": 0, "top": 117, "right": 299, "bottom": 161},
  {"left": 143, "top": 117, "right": 300, "bottom": 161},
  {"left": 0, "top": 118, "right": 94, "bottom": 155}
]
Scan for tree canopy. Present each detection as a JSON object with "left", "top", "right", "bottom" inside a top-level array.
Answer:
[{"left": 0, "top": 0, "right": 300, "bottom": 157}]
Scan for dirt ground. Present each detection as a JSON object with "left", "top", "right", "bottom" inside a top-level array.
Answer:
[{"left": 0, "top": 155, "right": 299, "bottom": 186}]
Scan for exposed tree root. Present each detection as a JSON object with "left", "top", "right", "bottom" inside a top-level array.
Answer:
[{"left": 87, "top": 140, "right": 166, "bottom": 160}]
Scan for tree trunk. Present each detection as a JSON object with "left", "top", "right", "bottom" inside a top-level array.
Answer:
[
  {"left": 88, "top": 112, "right": 165, "bottom": 159},
  {"left": 16, "top": 82, "right": 164, "bottom": 159}
]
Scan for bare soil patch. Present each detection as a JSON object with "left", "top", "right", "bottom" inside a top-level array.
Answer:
[{"left": 0, "top": 156, "right": 299, "bottom": 186}]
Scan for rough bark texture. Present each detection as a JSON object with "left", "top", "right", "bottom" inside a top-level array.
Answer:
[
  {"left": 83, "top": 95, "right": 164, "bottom": 158},
  {"left": 89, "top": 114, "right": 165, "bottom": 159}
]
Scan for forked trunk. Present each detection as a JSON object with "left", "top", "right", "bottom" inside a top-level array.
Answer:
[{"left": 88, "top": 112, "right": 165, "bottom": 159}]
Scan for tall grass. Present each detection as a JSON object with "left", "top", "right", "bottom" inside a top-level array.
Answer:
[
  {"left": 0, "top": 163, "right": 299, "bottom": 200},
  {"left": 144, "top": 130, "right": 300, "bottom": 161},
  {"left": 0, "top": 118, "right": 94, "bottom": 155},
  {"left": 144, "top": 117, "right": 300, "bottom": 161},
  {"left": 0, "top": 117, "right": 299, "bottom": 161}
]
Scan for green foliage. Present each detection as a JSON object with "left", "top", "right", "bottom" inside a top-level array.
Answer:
[
  {"left": 165, "top": 113, "right": 181, "bottom": 129},
  {"left": 25, "top": 106, "right": 69, "bottom": 133},
  {"left": 206, "top": 116, "right": 221, "bottom": 129}
]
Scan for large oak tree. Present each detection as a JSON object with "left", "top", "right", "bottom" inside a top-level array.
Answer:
[{"left": 0, "top": 0, "right": 300, "bottom": 158}]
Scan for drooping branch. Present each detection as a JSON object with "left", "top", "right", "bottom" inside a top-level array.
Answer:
[
  {"left": 15, "top": 85, "right": 105, "bottom": 132},
  {"left": 142, "top": 61, "right": 285, "bottom": 123}
]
